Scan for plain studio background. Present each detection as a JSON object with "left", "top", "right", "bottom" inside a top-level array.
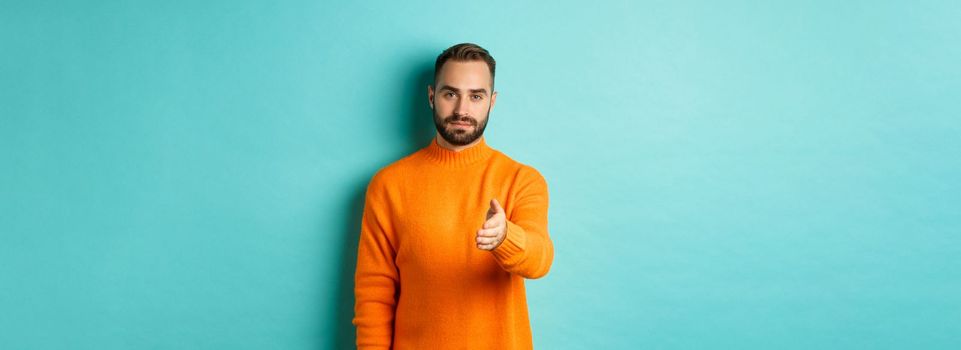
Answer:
[{"left": 2, "top": 1, "right": 959, "bottom": 349}]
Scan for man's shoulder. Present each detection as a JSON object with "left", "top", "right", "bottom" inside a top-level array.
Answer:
[
  {"left": 491, "top": 149, "right": 548, "bottom": 185},
  {"left": 366, "top": 149, "right": 424, "bottom": 189}
]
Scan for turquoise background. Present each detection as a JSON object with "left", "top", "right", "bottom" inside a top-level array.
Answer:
[{"left": 2, "top": 1, "right": 960, "bottom": 349}]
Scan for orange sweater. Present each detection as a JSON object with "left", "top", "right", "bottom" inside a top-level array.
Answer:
[{"left": 353, "top": 136, "right": 554, "bottom": 349}]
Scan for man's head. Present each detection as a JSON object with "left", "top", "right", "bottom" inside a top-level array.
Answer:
[{"left": 428, "top": 43, "right": 498, "bottom": 147}]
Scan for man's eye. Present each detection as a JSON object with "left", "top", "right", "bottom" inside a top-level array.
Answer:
[
  {"left": 471, "top": 95, "right": 482, "bottom": 100},
  {"left": 444, "top": 92, "right": 455, "bottom": 98}
]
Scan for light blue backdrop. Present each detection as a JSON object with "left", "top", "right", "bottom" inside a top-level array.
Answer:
[{"left": 2, "top": 1, "right": 959, "bottom": 349}]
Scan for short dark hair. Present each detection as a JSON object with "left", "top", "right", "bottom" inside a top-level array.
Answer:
[{"left": 433, "top": 43, "right": 496, "bottom": 88}]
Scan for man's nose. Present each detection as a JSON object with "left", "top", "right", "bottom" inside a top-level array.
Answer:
[{"left": 453, "top": 96, "right": 468, "bottom": 115}]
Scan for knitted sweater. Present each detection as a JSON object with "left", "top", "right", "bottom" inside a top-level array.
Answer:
[{"left": 353, "top": 136, "right": 554, "bottom": 350}]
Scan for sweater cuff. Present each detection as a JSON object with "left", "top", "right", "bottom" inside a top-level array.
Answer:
[{"left": 491, "top": 220, "right": 527, "bottom": 262}]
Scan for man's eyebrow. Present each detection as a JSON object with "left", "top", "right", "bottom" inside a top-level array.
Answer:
[{"left": 439, "top": 85, "right": 489, "bottom": 95}]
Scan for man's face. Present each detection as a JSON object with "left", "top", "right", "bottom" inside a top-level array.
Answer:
[{"left": 429, "top": 60, "right": 497, "bottom": 146}]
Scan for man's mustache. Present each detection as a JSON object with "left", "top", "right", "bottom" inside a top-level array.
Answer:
[{"left": 444, "top": 115, "right": 476, "bottom": 125}]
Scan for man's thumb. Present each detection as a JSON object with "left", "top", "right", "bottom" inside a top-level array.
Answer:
[{"left": 490, "top": 198, "right": 504, "bottom": 213}]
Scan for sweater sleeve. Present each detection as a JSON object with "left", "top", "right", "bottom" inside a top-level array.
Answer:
[
  {"left": 491, "top": 167, "right": 554, "bottom": 279},
  {"left": 352, "top": 175, "right": 399, "bottom": 350}
]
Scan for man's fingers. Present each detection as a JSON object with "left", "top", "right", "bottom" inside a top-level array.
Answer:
[
  {"left": 476, "top": 227, "right": 500, "bottom": 237},
  {"left": 483, "top": 217, "right": 501, "bottom": 229},
  {"left": 476, "top": 235, "right": 499, "bottom": 245}
]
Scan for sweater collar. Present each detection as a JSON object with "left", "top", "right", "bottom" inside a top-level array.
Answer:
[{"left": 423, "top": 136, "right": 494, "bottom": 167}]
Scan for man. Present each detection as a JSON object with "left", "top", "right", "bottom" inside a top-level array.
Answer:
[{"left": 352, "top": 43, "right": 554, "bottom": 350}]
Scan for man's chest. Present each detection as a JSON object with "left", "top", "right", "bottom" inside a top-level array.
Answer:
[{"left": 389, "top": 170, "right": 512, "bottom": 269}]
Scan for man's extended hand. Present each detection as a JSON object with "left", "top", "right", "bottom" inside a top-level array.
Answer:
[{"left": 476, "top": 198, "right": 507, "bottom": 251}]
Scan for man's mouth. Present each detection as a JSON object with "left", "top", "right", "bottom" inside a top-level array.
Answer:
[{"left": 450, "top": 121, "right": 473, "bottom": 127}]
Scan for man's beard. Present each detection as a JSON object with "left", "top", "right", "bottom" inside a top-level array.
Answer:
[{"left": 432, "top": 106, "right": 490, "bottom": 146}]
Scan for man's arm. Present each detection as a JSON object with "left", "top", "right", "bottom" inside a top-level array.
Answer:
[
  {"left": 490, "top": 167, "right": 554, "bottom": 279},
  {"left": 352, "top": 177, "right": 398, "bottom": 350}
]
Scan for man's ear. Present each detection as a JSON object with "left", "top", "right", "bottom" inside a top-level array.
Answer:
[
  {"left": 427, "top": 85, "right": 434, "bottom": 108},
  {"left": 490, "top": 90, "right": 497, "bottom": 110}
]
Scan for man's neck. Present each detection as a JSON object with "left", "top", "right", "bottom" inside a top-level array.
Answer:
[{"left": 436, "top": 134, "right": 482, "bottom": 152}]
